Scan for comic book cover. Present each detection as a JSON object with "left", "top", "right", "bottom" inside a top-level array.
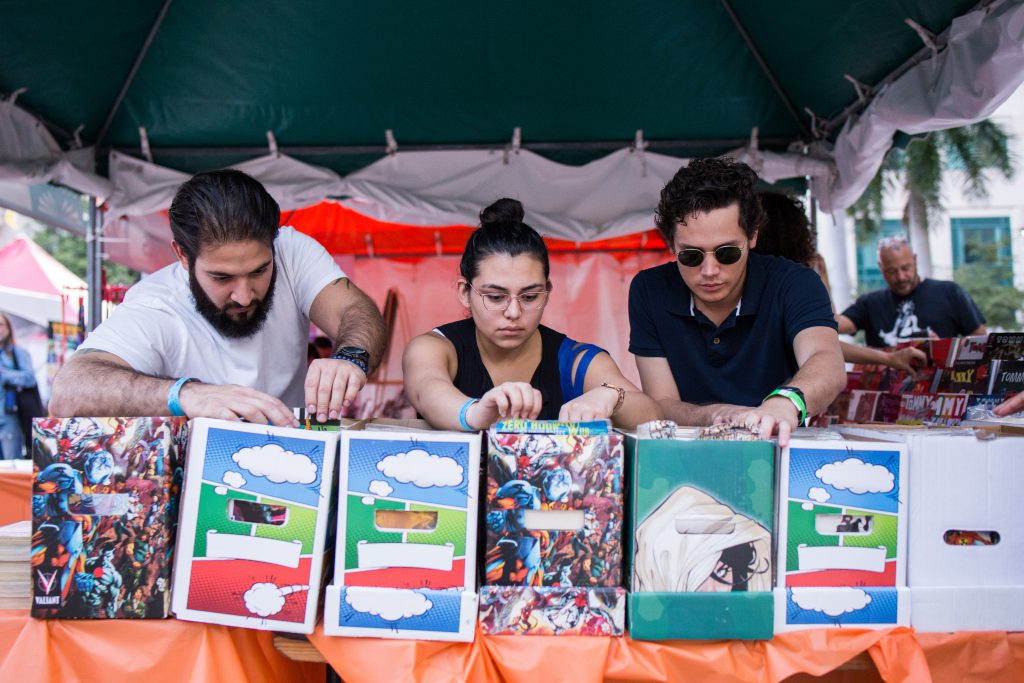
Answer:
[
  {"left": 936, "top": 360, "right": 992, "bottom": 394},
  {"left": 171, "top": 418, "right": 337, "bottom": 634},
  {"left": 872, "top": 393, "right": 901, "bottom": 424},
  {"left": 481, "top": 420, "right": 625, "bottom": 636},
  {"left": 928, "top": 394, "right": 970, "bottom": 426},
  {"left": 990, "top": 361, "right": 1024, "bottom": 397},
  {"left": 984, "top": 332, "right": 1024, "bottom": 361},
  {"left": 478, "top": 585, "right": 624, "bottom": 635},
  {"left": 896, "top": 394, "right": 935, "bottom": 425},
  {"left": 30, "top": 417, "right": 187, "bottom": 619},
  {"left": 322, "top": 428, "right": 480, "bottom": 641}
]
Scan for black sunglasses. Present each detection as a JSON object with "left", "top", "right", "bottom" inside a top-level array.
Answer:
[{"left": 675, "top": 244, "right": 745, "bottom": 268}]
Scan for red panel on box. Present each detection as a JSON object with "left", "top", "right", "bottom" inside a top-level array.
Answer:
[
  {"left": 342, "top": 560, "right": 466, "bottom": 590},
  {"left": 786, "top": 561, "right": 897, "bottom": 587},
  {"left": 185, "top": 557, "right": 313, "bottom": 623}
]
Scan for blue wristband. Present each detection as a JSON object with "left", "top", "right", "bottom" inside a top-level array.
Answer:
[
  {"left": 458, "top": 398, "right": 479, "bottom": 432},
  {"left": 168, "top": 377, "right": 197, "bottom": 417}
]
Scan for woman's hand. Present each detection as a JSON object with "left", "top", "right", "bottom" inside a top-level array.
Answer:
[
  {"left": 558, "top": 385, "right": 619, "bottom": 423},
  {"left": 467, "top": 382, "right": 543, "bottom": 428}
]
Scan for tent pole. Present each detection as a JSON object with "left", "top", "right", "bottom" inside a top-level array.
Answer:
[{"left": 85, "top": 197, "right": 104, "bottom": 331}]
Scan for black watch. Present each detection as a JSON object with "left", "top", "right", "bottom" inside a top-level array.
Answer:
[{"left": 332, "top": 346, "right": 370, "bottom": 373}]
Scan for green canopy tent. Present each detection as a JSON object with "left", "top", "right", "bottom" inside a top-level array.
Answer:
[{"left": 2, "top": 0, "right": 1023, "bottom": 322}]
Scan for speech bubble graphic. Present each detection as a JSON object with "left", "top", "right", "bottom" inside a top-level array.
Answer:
[
  {"left": 808, "top": 486, "right": 831, "bottom": 503},
  {"left": 791, "top": 587, "right": 871, "bottom": 616},
  {"left": 377, "top": 448, "right": 463, "bottom": 488},
  {"left": 815, "top": 458, "right": 894, "bottom": 494},
  {"left": 222, "top": 470, "right": 247, "bottom": 489},
  {"left": 368, "top": 480, "right": 394, "bottom": 498},
  {"left": 233, "top": 443, "right": 317, "bottom": 484},
  {"left": 345, "top": 587, "right": 432, "bottom": 621}
]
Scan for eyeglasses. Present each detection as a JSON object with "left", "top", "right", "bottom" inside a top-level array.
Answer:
[
  {"left": 675, "top": 244, "right": 745, "bottom": 268},
  {"left": 469, "top": 284, "right": 549, "bottom": 311}
]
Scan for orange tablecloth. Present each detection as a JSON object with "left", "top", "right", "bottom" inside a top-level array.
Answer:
[
  {"left": 309, "top": 625, "right": 1024, "bottom": 683},
  {"left": 0, "top": 611, "right": 325, "bottom": 682},
  {"left": 0, "top": 471, "right": 30, "bottom": 526}
]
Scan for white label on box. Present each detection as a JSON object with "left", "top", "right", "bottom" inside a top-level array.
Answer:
[
  {"left": 356, "top": 541, "right": 455, "bottom": 570},
  {"left": 205, "top": 531, "right": 302, "bottom": 568},
  {"left": 797, "top": 545, "right": 887, "bottom": 572},
  {"left": 523, "top": 509, "right": 584, "bottom": 531}
]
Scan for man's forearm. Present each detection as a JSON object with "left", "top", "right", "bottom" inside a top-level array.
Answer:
[
  {"left": 656, "top": 399, "right": 732, "bottom": 426},
  {"left": 50, "top": 354, "right": 174, "bottom": 418},
  {"left": 334, "top": 286, "right": 387, "bottom": 373},
  {"left": 788, "top": 351, "right": 847, "bottom": 416}
]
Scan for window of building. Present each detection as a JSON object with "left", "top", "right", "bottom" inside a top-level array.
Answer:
[{"left": 951, "top": 217, "right": 1012, "bottom": 285}]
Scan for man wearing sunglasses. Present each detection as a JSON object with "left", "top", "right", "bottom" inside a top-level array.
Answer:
[{"left": 628, "top": 157, "right": 845, "bottom": 446}]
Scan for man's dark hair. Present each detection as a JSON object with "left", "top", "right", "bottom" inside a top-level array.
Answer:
[
  {"left": 655, "top": 156, "right": 765, "bottom": 245},
  {"left": 169, "top": 169, "right": 280, "bottom": 265},
  {"left": 460, "top": 198, "right": 550, "bottom": 281},
  {"left": 753, "top": 191, "right": 817, "bottom": 266}
]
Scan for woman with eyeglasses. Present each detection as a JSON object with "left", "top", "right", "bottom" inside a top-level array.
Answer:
[{"left": 403, "top": 198, "right": 660, "bottom": 431}]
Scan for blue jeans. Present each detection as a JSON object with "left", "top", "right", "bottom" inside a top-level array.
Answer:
[{"left": 0, "top": 413, "right": 23, "bottom": 460}]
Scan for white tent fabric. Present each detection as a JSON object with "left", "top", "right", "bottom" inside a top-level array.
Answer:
[
  {"left": 819, "top": 0, "right": 1024, "bottom": 212},
  {"left": 0, "top": 99, "right": 112, "bottom": 200}
]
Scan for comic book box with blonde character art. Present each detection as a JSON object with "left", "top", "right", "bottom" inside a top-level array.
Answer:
[
  {"left": 627, "top": 436, "right": 775, "bottom": 640},
  {"left": 478, "top": 420, "right": 626, "bottom": 637},
  {"left": 31, "top": 417, "right": 187, "bottom": 619},
  {"left": 171, "top": 418, "right": 337, "bottom": 634},
  {"left": 323, "top": 429, "right": 481, "bottom": 641},
  {"left": 774, "top": 438, "right": 909, "bottom": 631}
]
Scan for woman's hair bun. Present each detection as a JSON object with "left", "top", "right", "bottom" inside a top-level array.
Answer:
[{"left": 479, "top": 198, "right": 524, "bottom": 227}]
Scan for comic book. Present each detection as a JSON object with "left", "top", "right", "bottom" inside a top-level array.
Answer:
[{"left": 31, "top": 417, "right": 187, "bottom": 619}]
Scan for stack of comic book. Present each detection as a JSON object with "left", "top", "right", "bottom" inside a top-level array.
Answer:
[{"left": 0, "top": 521, "right": 31, "bottom": 609}]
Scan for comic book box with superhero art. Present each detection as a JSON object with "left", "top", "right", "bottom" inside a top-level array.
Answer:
[
  {"left": 774, "top": 437, "right": 909, "bottom": 631},
  {"left": 323, "top": 429, "right": 481, "bottom": 641},
  {"left": 479, "top": 420, "right": 626, "bottom": 637},
  {"left": 171, "top": 418, "right": 337, "bottom": 634},
  {"left": 31, "top": 417, "right": 187, "bottom": 619},
  {"left": 627, "top": 435, "right": 775, "bottom": 640}
]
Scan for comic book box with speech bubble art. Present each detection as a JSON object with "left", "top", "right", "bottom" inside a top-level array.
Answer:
[
  {"left": 775, "top": 437, "right": 909, "bottom": 631},
  {"left": 627, "top": 435, "right": 776, "bottom": 640},
  {"left": 479, "top": 420, "right": 626, "bottom": 637},
  {"left": 31, "top": 417, "right": 187, "bottom": 619},
  {"left": 323, "top": 429, "right": 481, "bottom": 641},
  {"left": 171, "top": 418, "right": 337, "bottom": 633}
]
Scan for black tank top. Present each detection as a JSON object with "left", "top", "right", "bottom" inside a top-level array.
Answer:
[{"left": 434, "top": 318, "right": 567, "bottom": 420}]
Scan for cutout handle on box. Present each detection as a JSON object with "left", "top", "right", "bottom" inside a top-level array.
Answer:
[
  {"left": 523, "top": 509, "right": 584, "bottom": 531},
  {"left": 814, "top": 513, "right": 873, "bottom": 536},
  {"left": 374, "top": 509, "right": 438, "bottom": 532},
  {"left": 943, "top": 529, "right": 1000, "bottom": 546},
  {"left": 229, "top": 499, "right": 288, "bottom": 526}
]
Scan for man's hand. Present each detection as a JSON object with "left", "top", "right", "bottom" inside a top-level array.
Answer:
[
  {"left": 304, "top": 358, "right": 368, "bottom": 422},
  {"left": 725, "top": 396, "right": 801, "bottom": 447},
  {"left": 559, "top": 385, "right": 619, "bottom": 423},
  {"left": 179, "top": 382, "right": 297, "bottom": 427},
  {"left": 887, "top": 346, "right": 927, "bottom": 373},
  {"left": 993, "top": 393, "right": 1024, "bottom": 417},
  {"left": 466, "top": 382, "right": 543, "bottom": 429}
]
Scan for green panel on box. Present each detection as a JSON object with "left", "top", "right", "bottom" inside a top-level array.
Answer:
[
  {"left": 843, "top": 508, "right": 898, "bottom": 558},
  {"left": 786, "top": 501, "right": 841, "bottom": 571},
  {"left": 344, "top": 494, "right": 404, "bottom": 570},
  {"left": 194, "top": 482, "right": 258, "bottom": 557},
  {"left": 628, "top": 591, "right": 774, "bottom": 640},
  {"left": 408, "top": 504, "right": 467, "bottom": 556},
  {"left": 256, "top": 496, "right": 319, "bottom": 553}
]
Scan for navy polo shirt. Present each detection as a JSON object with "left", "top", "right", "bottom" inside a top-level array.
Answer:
[{"left": 628, "top": 252, "right": 837, "bottom": 407}]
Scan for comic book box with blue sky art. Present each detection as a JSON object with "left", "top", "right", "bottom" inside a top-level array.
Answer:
[
  {"left": 324, "top": 429, "right": 480, "bottom": 641},
  {"left": 775, "top": 438, "right": 909, "bottom": 631},
  {"left": 171, "top": 418, "right": 337, "bottom": 634},
  {"left": 627, "top": 436, "right": 775, "bottom": 640}
]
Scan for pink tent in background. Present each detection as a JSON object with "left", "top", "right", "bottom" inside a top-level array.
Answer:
[{"left": 0, "top": 237, "right": 85, "bottom": 328}]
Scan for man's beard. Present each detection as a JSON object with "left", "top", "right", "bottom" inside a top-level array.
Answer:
[{"left": 189, "top": 265, "right": 277, "bottom": 339}]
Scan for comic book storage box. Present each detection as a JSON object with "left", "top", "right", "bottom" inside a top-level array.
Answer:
[
  {"left": 171, "top": 418, "right": 337, "bottom": 634},
  {"left": 838, "top": 426, "right": 1024, "bottom": 631},
  {"left": 31, "top": 416, "right": 187, "bottom": 619},
  {"left": 627, "top": 435, "right": 775, "bottom": 640},
  {"left": 323, "top": 427, "right": 481, "bottom": 641},
  {"left": 479, "top": 420, "right": 626, "bottom": 636},
  {"left": 775, "top": 436, "right": 909, "bottom": 631}
]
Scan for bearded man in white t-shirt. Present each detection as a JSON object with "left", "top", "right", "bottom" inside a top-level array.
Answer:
[{"left": 50, "top": 170, "right": 386, "bottom": 427}]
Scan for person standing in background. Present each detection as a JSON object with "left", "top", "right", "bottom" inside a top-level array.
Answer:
[{"left": 0, "top": 312, "right": 40, "bottom": 458}]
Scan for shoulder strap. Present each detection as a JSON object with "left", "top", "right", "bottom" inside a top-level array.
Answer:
[{"left": 557, "top": 339, "right": 605, "bottom": 402}]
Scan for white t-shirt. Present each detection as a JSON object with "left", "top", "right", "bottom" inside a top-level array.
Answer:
[{"left": 78, "top": 227, "right": 343, "bottom": 407}]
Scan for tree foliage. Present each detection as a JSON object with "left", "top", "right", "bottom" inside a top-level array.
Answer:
[{"left": 31, "top": 226, "right": 140, "bottom": 287}]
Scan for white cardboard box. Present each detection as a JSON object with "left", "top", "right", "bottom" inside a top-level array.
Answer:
[
  {"left": 322, "top": 429, "right": 481, "bottom": 641},
  {"left": 775, "top": 437, "right": 909, "bottom": 631},
  {"left": 171, "top": 418, "right": 337, "bottom": 633}
]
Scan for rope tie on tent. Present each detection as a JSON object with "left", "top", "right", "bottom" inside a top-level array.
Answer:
[
  {"left": 631, "top": 129, "right": 648, "bottom": 177},
  {"left": 72, "top": 125, "right": 85, "bottom": 149},
  {"left": 364, "top": 233, "right": 375, "bottom": 258},
  {"left": 503, "top": 127, "right": 521, "bottom": 165},
  {"left": 266, "top": 131, "right": 279, "bottom": 157},
  {"left": 843, "top": 74, "right": 871, "bottom": 105},
  {"left": 138, "top": 127, "right": 153, "bottom": 162},
  {"left": 904, "top": 18, "right": 939, "bottom": 56},
  {"left": 5, "top": 87, "right": 27, "bottom": 104},
  {"left": 742, "top": 127, "right": 763, "bottom": 174},
  {"left": 385, "top": 129, "right": 398, "bottom": 156},
  {"left": 802, "top": 108, "right": 826, "bottom": 140}
]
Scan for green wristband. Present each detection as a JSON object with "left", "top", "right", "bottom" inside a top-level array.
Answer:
[{"left": 765, "top": 387, "right": 807, "bottom": 426}]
